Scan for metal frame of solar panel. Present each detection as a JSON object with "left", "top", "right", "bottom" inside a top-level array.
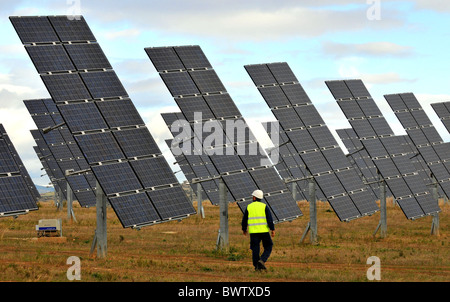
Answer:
[
  {"left": 0, "top": 124, "right": 39, "bottom": 217},
  {"left": 24, "top": 98, "right": 96, "bottom": 207},
  {"left": 325, "top": 79, "right": 440, "bottom": 219},
  {"left": 162, "top": 112, "right": 234, "bottom": 205},
  {"left": 30, "top": 129, "right": 68, "bottom": 200},
  {"left": 10, "top": 15, "right": 195, "bottom": 228},
  {"left": 146, "top": 45, "right": 302, "bottom": 223},
  {"left": 385, "top": 93, "right": 450, "bottom": 198},
  {"left": 245, "top": 63, "right": 378, "bottom": 222},
  {"left": 431, "top": 101, "right": 450, "bottom": 133}
]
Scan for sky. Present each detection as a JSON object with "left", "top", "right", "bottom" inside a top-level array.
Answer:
[{"left": 0, "top": 0, "right": 449, "bottom": 187}]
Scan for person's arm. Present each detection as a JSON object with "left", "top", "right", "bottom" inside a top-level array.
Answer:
[
  {"left": 265, "top": 206, "right": 275, "bottom": 237},
  {"left": 241, "top": 209, "right": 249, "bottom": 235}
]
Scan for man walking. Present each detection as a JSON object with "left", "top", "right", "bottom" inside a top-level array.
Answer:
[{"left": 242, "top": 189, "right": 275, "bottom": 271}]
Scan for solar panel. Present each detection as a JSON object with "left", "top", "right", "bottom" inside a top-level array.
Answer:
[
  {"left": 385, "top": 93, "right": 450, "bottom": 199},
  {"left": 80, "top": 70, "right": 128, "bottom": 99},
  {"left": 12, "top": 15, "right": 195, "bottom": 227},
  {"left": 130, "top": 157, "right": 178, "bottom": 189},
  {"left": 96, "top": 99, "right": 145, "bottom": 128},
  {"left": 64, "top": 43, "right": 112, "bottom": 70},
  {"left": 41, "top": 73, "right": 91, "bottom": 103},
  {"left": 48, "top": 15, "right": 96, "bottom": 42},
  {"left": 147, "top": 186, "right": 196, "bottom": 220},
  {"left": 326, "top": 79, "right": 440, "bottom": 219},
  {"left": 25, "top": 44, "right": 75, "bottom": 73},
  {"left": 75, "top": 132, "right": 125, "bottom": 164},
  {"left": 246, "top": 63, "right": 378, "bottom": 221},
  {"left": 109, "top": 193, "right": 160, "bottom": 228},
  {"left": 147, "top": 46, "right": 302, "bottom": 222},
  {"left": 431, "top": 101, "right": 450, "bottom": 133},
  {"left": 9, "top": 16, "right": 59, "bottom": 44},
  {"left": 58, "top": 102, "right": 108, "bottom": 132},
  {"left": 0, "top": 125, "right": 39, "bottom": 216}
]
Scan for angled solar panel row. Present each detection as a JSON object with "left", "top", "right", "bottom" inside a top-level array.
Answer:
[
  {"left": 146, "top": 45, "right": 302, "bottom": 223},
  {"left": 0, "top": 124, "right": 40, "bottom": 200},
  {"left": 325, "top": 80, "right": 440, "bottom": 219},
  {"left": 262, "top": 121, "right": 311, "bottom": 201},
  {"left": 431, "top": 101, "right": 450, "bottom": 133},
  {"left": 336, "top": 128, "right": 381, "bottom": 199},
  {"left": 24, "top": 98, "right": 97, "bottom": 207},
  {"left": 30, "top": 129, "right": 68, "bottom": 200},
  {"left": 385, "top": 93, "right": 450, "bottom": 198},
  {"left": 162, "top": 112, "right": 234, "bottom": 205},
  {"left": 10, "top": 15, "right": 196, "bottom": 228},
  {"left": 245, "top": 63, "right": 378, "bottom": 222},
  {"left": 0, "top": 124, "right": 39, "bottom": 216}
]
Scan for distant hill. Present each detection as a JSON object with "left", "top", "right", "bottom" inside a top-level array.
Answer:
[{"left": 36, "top": 185, "right": 54, "bottom": 194}]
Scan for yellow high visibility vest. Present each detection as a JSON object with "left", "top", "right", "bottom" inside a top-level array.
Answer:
[{"left": 247, "top": 201, "right": 270, "bottom": 234}]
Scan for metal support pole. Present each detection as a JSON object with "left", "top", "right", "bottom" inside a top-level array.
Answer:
[
  {"left": 373, "top": 172, "right": 387, "bottom": 238},
  {"left": 430, "top": 175, "right": 439, "bottom": 236},
  {"left": 197, "top": 183, "right": 205, "bottom": 218},
  {"left": 57, "top": 187, "right": 63, "bottom": 211},
  {"left": 291, "top": 182, "right": 297, "bottom": 202},
  {"left": 90, "top": 181, "right": 107, "bottom": 258},
  {"left": 300, "top": 177, "right": 318, "bottom": 244},
  {"left": 66, "top": 183, "right": 77, "bottom": 222},
  {"left": 216, "top": 178, "right": 229, "bottom": 251}
]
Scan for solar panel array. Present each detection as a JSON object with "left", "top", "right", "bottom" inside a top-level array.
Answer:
[
  {"left": 146, "top": 46, "right": 302, "bottom": 223},
  {"left": 245, "top": 63, "right": 379, "bottom": 222},
  {"left": 385, "top": 93, "right": 450, "bottom": 198},
  {"left": 336, "top": 128, "right": 381, "bottom": 199},
  {"left": 30, "top": 129, "right": 67, "bottom": 199},
  {"left": 11, "top": 15, "right": 195, "bottom": 228},
  {"left": 262, "top": 121, "right": 312, "bottom": 201},
  {"left": 325, "top": 79, "right": 440, "bottom": 219},
  {"left": 162, "top": 112, "right": 234, "bottom": 205},
  {"left": 24, "top": 98, "right": 97, "bottom": 207},
  {"left": 431, "top": 101, "right": 450, "bottom": 133},
  {"left": 0, "top": 124, "right": 39, "bottom": 216}
]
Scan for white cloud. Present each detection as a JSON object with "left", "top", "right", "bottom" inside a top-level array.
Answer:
[
  {"left": 322, "top": 41, "right": 414, "bottom": 58},
  {"left": 104, "top": 28, "right": 140, "bottom": 40}
]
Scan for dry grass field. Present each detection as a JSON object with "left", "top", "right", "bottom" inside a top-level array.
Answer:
[{"left": 0, "top": 195, "right": 448, "bottom": 282}]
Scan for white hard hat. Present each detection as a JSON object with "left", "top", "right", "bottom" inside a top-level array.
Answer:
[{"left": 252, "top": 189, "right": 264, "bottom": 199}]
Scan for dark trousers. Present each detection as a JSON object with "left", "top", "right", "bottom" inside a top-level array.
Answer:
[{"left": 249, "top": 232, "right": 273, "bottom": 268}]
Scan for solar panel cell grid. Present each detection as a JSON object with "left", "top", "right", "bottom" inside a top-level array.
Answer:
[
  {"left": 146, "top": 186, "right": 195, "bottom": 220},
  {"left": 112, "top": 127, "right": 161, "bottom": 158},
  {"left": 9, "top": 16, "right": 59, "bottom": 44},
  {"left": 244, "top": 64, "right": 277, "bottom": 86},
  {"left": 174, "top": 45, "right": 212, "bottom": 69},
  {"left": 109, "top": 193, "right": 160, "bottom": 228},
  {"left": 58, "top": 102, "right": 108, "bottom": 132},
  {"left": 160, "top": 71, "right": 199, "bottom": 97},
  {"left": 48, "top": 16, "right": 96, "bottom": 42},
  {"left": 64, "top": 43, "right": 112, "bottom": 70},
  {"left": 265, "top": 62, "right": 298, "bottom": 84},
  {"left": 75, "top": 132, "right": 125, "bottom": 164},
  {"left": 145, "top": 47, "right": 185, "bottom": 72},
  {"left": 25, "top": 45, "right": 75, "bottom": 73},
  {"left": 41, "top": 73, "right": 92, "bottom": 103},
  {"left": 258, "top": 86, "right": 291, "bottom": 108},
  {"left": 91, "top": 162, "right": 142, "bottom": 195},
  {"left": 130, "top": 157, "right": 178, "bottom": 188},
  {"left": 80, "top": 71, "right": 128, "bottom": 99},
  {"left": 96, "top": 99, "right": 145, "bottom": 128},
  {"left": 190, "top": 69, "right": 226, "bottom": 93}
]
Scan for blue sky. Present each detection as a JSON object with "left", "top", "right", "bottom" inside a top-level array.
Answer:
[{"left": 0, "top": 0, "right": 449, "bottom": 186}]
